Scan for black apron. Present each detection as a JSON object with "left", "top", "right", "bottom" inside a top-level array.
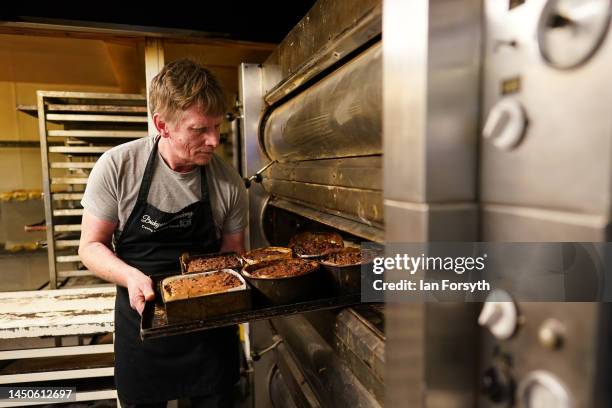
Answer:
[{"left": 113, "top": 136, "right": 239, "bottom": 404}]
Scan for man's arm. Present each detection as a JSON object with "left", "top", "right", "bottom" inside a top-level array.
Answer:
[
  {"left": 78, "top": 209, "right": 155, "bottom": 315},
  {"left": 220, "top": 230, "right": 245, "bottom": 254}
]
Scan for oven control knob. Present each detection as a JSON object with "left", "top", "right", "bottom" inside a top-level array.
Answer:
[
  {"left": 518, "top": 371, "right": 571, "bottom": 408},
  {"left": 478, "top": 289, "right": 518, "bottom": 340},
  {"left": 482, "top": 97, "right": 527, "bottom": 150},
  {"left": 481, "top": 364, "right": 515, "bottom": 405}
]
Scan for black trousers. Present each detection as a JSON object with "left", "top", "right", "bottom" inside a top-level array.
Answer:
[{"left": 120, "top": 390, "right": 234, "bottom": 408}]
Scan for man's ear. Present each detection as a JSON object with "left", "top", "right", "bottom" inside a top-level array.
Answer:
[{"left": 153, "top": 113, "right": 170, "bottom": 137}]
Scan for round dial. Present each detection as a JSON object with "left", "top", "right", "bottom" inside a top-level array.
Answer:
[
  {"left": 518, "top": 371, "right": 572, "bottom": 408},
  {"left": 538, "top": 0, "right": 611, "bottom": 69}
]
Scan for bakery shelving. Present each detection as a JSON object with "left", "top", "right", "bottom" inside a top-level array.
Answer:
[{"left": 37, "top": 91, "right": 148, "bottom": 288}]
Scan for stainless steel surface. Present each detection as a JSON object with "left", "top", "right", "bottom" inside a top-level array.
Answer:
[
  {"left": 478, "top": 2, "right": 612, "bottom": 408},
  {"left": 262, "top": 179, "right": 382, "bottom": 226},
  {"left": 335, "top": 309, "right": 385, "bottom": 402},
  {"left": 266, "top": 199, "right": 384, "bottom": 243},
  {"left": 385, "top": 201, "right": 478, "bottom": 242},
  {"left": 479, "top": 303, "right": 612, "bottom": 408},
  {"left": 482, "top": 204, "right": 609, "bottom": 242},
  {"left": 265, "top": 156, "right": 382, "bottom": 190},
  {"left": 238, "top": 63, "right": 270, "bottom": 249},
  {"left": 383, "top": 0, "right": 481, "bottom": 206},
  {"left": 481, "top": 0, "right": 612, "bottom": 217},
  {"left": 250, "top": 320, "right": 282, "bottom": 408},
  {"left": 383, "top": 1, "right": 482, "bottom": 408},
  {"left": 274, "top": 339, "right": 322, "bottom": 407},
  {"left": 385, "top": 302, "right": 424, "bottom": 407},
  {"left": 263, "top": 43, "right": 381, "bottom": 162},
  {"left": 272, "top": 314, "right": 381, "bottom": 408},
  {"left": 263, "top": 0, "right": 381, "bottom": 104},
  {"left": 268, "top": 365, "right": 301, "bottom": 408}
]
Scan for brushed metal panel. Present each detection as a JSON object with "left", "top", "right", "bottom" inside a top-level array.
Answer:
[
  {"left": 263, "top": 0, "right": 381, "bottom": 96},
  {"left": 267, "top": 199, "right": 384, "bottom": 243},
  {"left": 263, "top": 43, "right": 382, "bottom": 162},
  {"left": 263, "top": 179, "right": 383, "bottom": 224},
  {"left": 385, "top": 200, "right": 478, "bottom": 242},
  {"left": 238, "top": 63, "right": 270, "bottom": 249},
  {"left": 480, "top": 0, "right": 612, "bottom": 215},
  {"left": 265, "top": 156, "right": 382, "bottom": 191},
  {"left": 383, "top": 0, "right": 481, "bottom": 204},
  {"left": 478, "top": 303, "right": 612, "bottom": 408},
  {"left": 272, "top": 314, "right": 381, "bottom": 408},
  {"left": 482, "top": 204, "right": 609, "bottom": 242}
]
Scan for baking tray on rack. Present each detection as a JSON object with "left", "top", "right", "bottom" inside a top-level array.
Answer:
[{"left": 140, "top": 272, "right": 361, "bottom": 340}]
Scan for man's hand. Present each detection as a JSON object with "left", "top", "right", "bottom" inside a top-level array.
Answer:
[{"left": 126, "top": 272, "right": 156, "bottom": 316}]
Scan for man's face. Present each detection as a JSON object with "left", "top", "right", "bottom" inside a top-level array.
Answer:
[{"left": 165, "top": 104, "right": 223, "bottom": 166}]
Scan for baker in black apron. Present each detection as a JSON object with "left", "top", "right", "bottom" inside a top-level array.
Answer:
[{"left": 113, "top": 136, "right": 239, "bottom": 407}]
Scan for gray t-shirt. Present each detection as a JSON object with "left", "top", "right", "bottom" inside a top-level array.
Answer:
[{"left": 81, "top": 136, "right": 247, "bottom": 240}]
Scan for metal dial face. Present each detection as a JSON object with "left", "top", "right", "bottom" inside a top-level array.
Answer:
[{"left": 538, "top": 0, "right": 611, "bottom": 69}]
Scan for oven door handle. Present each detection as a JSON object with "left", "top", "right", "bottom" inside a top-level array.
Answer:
[
  {"left": 251, "top": 335, "right": 283, "bottom": 361},
  {"left": 244, "top": 160, "right": 277, "bottom": 188}
]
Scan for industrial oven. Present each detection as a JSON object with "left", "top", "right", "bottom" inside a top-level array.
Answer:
[
  {"left": 238, "top": 0, "right": 383, "bottom": 406},
  {"left": 238, "top": 0, "right": 612, "bottom": 407}
]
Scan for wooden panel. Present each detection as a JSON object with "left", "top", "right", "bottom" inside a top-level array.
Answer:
[
  {"left": 53, "top": 209, "right": 83, "bottom": 217},
  {"left": 58, "top": 270, "right": 93, "bottom": 278},
  {"left": 55, "top": 239, "right": 81, "bottom": 247},
  {"left": 0, "top": 287, "right": 115, "bottom": 339},
  {"left": 0, "top": 390, "right": 118, "bottom": 407},
  {"left": 49, "top": 146, "right": 110, "bottom": 154},
  {"left": 56, "top": 255, "right": 81, "bottom": 263},
  {"left": 0, "top": 344, "right": 113, "bottom": 360},
  {"left": 50, "top": 162, "right": 96, "bottom": 169},
  {"left": 54, "top": 224, "right": 82, "bottom": 232},
  {"left": 47, "top": 104, "right": 147, "bottom": 113},
  {"left": 51, "top": 178, "right": 88, "bottom": 185},
  {"left": 0, "top": 367, "right": 114, "bottom": 384},
  {"left": 52, "top": 193, "right": 84, "bottom": 200},
  {"left": 145, "top": 38, "right": 165, "bottom": 134},
  {"left": 37, "top": 91, "right": 145, "bottom": 100},
  {"left": 46, "top": 114, "right": 147, "bottom": 123},
  {"left": 48, "top": 130, "right": 146, "bottom": 138}
]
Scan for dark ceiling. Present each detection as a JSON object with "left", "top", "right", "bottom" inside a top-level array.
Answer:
[{"left": 1, "top": 2, "right": 318, "bottom": 43}]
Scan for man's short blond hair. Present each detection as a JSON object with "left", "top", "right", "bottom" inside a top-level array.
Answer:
[{"left": 149, "top": 58, "right": 226, "bottom": 124}]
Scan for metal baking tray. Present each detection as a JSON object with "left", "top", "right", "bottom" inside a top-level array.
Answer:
[
  {"left": 241, "top": 246, "right": 293, "bottom": 265},
  {"left": 141, "top": 292, "right": 361, "bottom": 340},
  {"left": 288, "top": 231, "right": 344, "bottom": 258},
  {"left": 241, "top": 259, "right": 321, "bottom": 304},
  {"left": 160, "top": 269, "right": 251, "bottom": 324},
  {"left": 179, "top": 251, "right": 243, "bottom": 274},
  {"left": 319, "top": 248, "right": 375, "bottom": 294}
]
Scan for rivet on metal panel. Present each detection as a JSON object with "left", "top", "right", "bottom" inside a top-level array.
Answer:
[{"left": 538, "top": 319, "right": 565, "bottom": 350}]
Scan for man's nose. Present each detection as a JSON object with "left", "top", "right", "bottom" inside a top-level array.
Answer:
[{"left": 205, "top": 133, "right": 219, "bottom": 148}]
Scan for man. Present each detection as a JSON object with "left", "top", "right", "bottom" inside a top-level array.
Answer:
[{"left": 79, "top": 59, "right": 247, "bottom": 408}]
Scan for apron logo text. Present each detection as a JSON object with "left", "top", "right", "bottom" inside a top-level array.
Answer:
[{"left": 140, "top": 212, "right": 194, "bottom": 233}]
